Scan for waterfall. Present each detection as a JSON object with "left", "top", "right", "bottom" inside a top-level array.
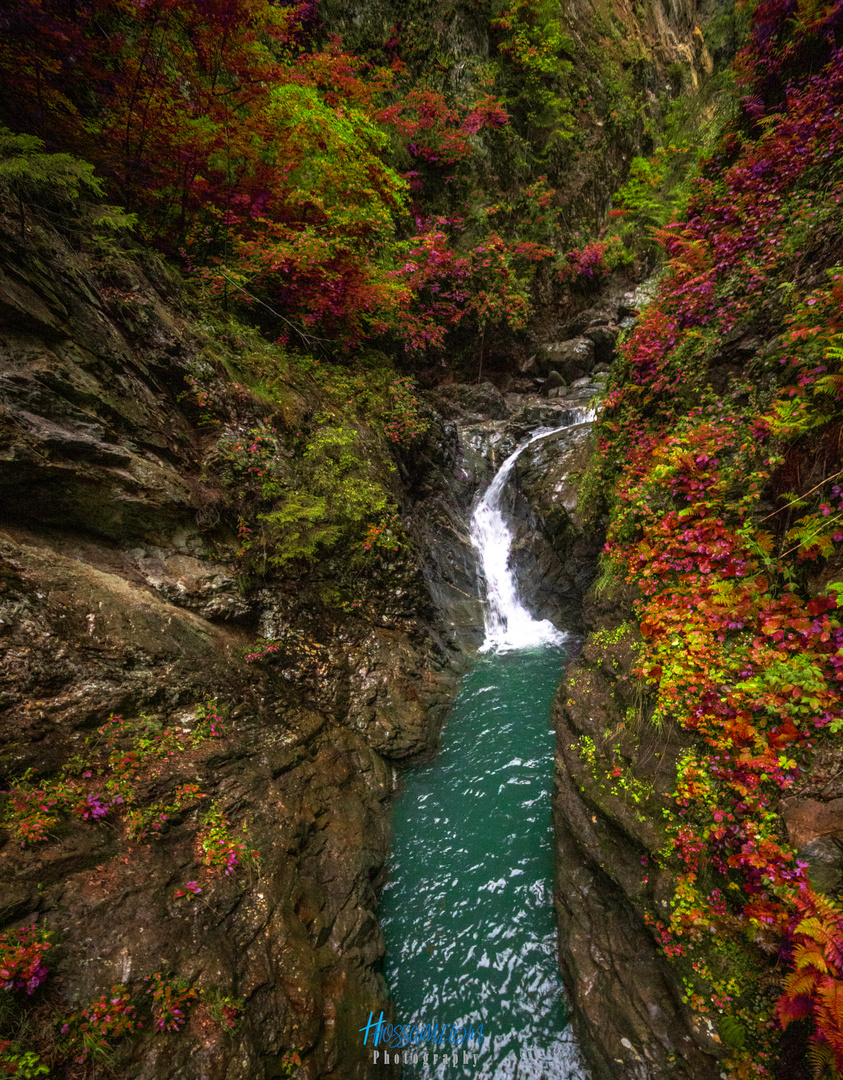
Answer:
[{"left": 470, "top": 408, "right": 594, "bottom": 653}]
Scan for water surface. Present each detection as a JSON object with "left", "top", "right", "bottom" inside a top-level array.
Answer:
[{"left": 381, "top": 648, "right": 588, "bottom": 1080}]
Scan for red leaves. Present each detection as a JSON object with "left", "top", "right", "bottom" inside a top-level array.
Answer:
[
  {"left": 0, "top": 925, "right": 51, "bottom": 994},
  {"left": 0, "top": 0, "right": 521, "bottom": 346},
  {"left": 460, "top": 93, "right": 509, "bottom": 135},
  {"left": 589, "top": 0, "right": 843, "bottom": 1065},
  {"left": 377, "top": 86, "right": 508, "bottom": 164},
  {"left": 775, "top": 990, "right": 813, "bottom": 1025},
  {"left": 808, "top": 594, "right": 837, "bottom": 617},
  {"left": 388, "top": 220, "right": 552, "bottom": 351},
  {"left": 559, "top": 237, "right": 627, "bottom": 289}
]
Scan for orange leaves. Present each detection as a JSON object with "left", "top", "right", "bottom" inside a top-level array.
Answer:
[
  {"left": 776, "top": 899, "right": 843, "bottom": 1066},
  {"left": 793, "top": 943, "right": 830, "bottom": 975},
  {"left": 760, "top": 614, "right": 785, "bottom": 635},
  {"left": 599, "top": 379, "right": 843, "bottom": 1068},
  {"left": 722, "top": 713, "right": 757, "bottom": 744},
  {"left": 769, "top": 721, "right": 801, "bottom": 750},
  {"left": 590, "top": 4, "right": 843, "bottom": 1068}
]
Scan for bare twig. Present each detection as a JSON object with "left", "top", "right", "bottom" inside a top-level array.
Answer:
[
  {"left": 217, "top": 271, "right": 330, "bottom": 351},
  {"left": 759, "top": 467, "right": 843, "bottom": 523}
]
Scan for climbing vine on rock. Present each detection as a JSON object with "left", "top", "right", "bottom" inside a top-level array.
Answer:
[{"left": 585, "top": 0, "right": 843, "bottom": 1071}]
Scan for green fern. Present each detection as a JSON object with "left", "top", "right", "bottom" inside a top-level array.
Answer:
[
  {"left": 0, "top": 126, "right": 135, "bottom": 235},
  {"left": 719, "top": 1014, "right": 746, "bottom": 1050}
]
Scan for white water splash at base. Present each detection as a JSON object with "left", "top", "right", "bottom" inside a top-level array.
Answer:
[{"left": 471, "top": 408, "right": 594, "bottom": 653}]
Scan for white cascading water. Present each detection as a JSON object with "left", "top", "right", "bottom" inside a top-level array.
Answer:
[{"left": 470, "top": 407, "right": 594, "bottom": 653}]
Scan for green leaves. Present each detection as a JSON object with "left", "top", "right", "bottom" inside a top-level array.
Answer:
[
  {"left": 0, "top": 126, "right": 115, "bottom": 234},
  {"left": 267, "top": 83, "right": 406, "bottom": 234},
  {"left": 720, "top": 1014, "right": 748, "bottom": 1049},
  {"left": 0, "top": 126, "right": 102, "bottom": 198},
  {"left": 257, "top": 423, "right": 393, "bottom": 567}
]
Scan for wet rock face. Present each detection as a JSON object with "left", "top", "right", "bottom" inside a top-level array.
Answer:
[
  {"left": 583, "top": 325, "right": 620, "bottom": 367},
  {"left": 0, "top": 217, "right": 457, "bottom": 1079},
  {"left": 342, "top": 627, "right": 458, "bottom": 761},
  {"left": 551, "top": 581, "right": 724, "bottom": 1080},
  {"left": 780, "top": 762, "right": 843, "bottom": 895},
  {"left": 0, "top": 245, "right": 198, "bottom": 544},
  {"left": 126, "top": 547, "right": 252, "bottom": 622},
  {"left": 538, "top": 337, "right": 596, "bottom": 382},
  {"left": 404, "top": 387, "right": 601, "bottom": 648},
  {"left": 398, "top": 405, "right": 487, "bottom": 648},
  {"left": 507, "top": 419, "right": 603, "bottom": 630},
  {"left": 429, "top": 380, "right": 510, "bottom": 421}
]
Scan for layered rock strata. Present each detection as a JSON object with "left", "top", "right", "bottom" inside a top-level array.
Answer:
[{"left": 0, "top": 216, "right": 456, "bottom": 1079}]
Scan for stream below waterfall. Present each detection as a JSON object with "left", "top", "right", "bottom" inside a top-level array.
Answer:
[{"left": 380, "top": 419, "right": 592, "bottom": 1079}]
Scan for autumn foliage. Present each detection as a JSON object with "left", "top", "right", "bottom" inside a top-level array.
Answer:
[
  {"left": 0, "top": 0, "right": 545, "bottom": 352},
  {"left": 591, "top": 0, "right": 843, "bottom": 1071}
]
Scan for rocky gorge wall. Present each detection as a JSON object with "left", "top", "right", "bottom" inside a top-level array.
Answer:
[
  {"left": 0, "top": 189, "right": 622, "bottom": 1078},
  {"left": 0, "top": 0, "right": 750, "bottom": 1068},
  {"left": 0, "top": 207, "right": 466, "bottom": 1079},
  {"left": 551, "top": 583, "right": 726, "bottom": 1080},
  {"left": 0, "top": 182, "right": 650, "bottom": 1078}
]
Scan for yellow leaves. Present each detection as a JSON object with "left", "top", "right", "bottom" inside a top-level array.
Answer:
[
  {"left": 793, "top": 943, "right": 830, "bottom": 975},
  {"left": 767, "top": 394, "right": 822, "bottom": 439},
  {"left": 814, "top": 373, "right": 843, "bottom": 396},
  {"left": 723, "top": 1048, "right": 766, "bottom": 1079},
  {"left": 795, "top": 916, "right": 836, "bottom": 945},
  {"left": 754, "top": 531, "right": 775, "bottom": 555}
]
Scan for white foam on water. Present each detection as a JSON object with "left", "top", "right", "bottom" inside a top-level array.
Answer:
[{"left": 470, "top": 408, "right": 594, "bottom": 653}]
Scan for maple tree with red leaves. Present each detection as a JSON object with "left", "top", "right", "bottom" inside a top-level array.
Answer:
[{"left": 0, "top": 0, "right": 537, "bottom": 352}]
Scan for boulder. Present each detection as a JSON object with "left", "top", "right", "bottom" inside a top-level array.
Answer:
[
  {"left": 619, "top": 280, "right": 658, "bottom": 319},
  {"left": 539, "top": 337, "right": 595, "bottom": 379},
  {"left": 507, "top": 402, "right": 570, "bottom": 433},
  {"left": 429, "top": 380, "right": 509, "bottom": 420},
  {"left": 565, "top": 303, "right": 619, "bottom": 337},
  {"left": 544, "top": 369, "right": 567, "bottom": 394}
]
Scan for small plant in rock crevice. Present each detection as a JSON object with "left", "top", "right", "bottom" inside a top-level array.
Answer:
[
  {"left": 0, "top": 702, "right": 228, "bottom": 848},
  {"left": 0, "top": 925, "right": 51, "bottom": 995},
  {"left": 199, "top": 805, "right": 260, "bottom": 877},
  {"left": 60, "top": 985, "right": 141, "bottom": 1062}
]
